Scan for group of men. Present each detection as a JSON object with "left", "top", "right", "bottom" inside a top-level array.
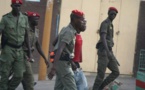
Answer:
[
  {"left": 47, "top": 5, "right": 120, "bottom": 90},
  {"left": 0, "top": 0, "right": 120, "bottom": 90},
  {"left": 0, "top": 0, "right": 48, "bottom": 90}
]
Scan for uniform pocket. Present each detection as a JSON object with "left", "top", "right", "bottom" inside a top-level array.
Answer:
[
  {"left": 6, "top": 25, "right": 15, "bottom": 34},
  {"left": 21, "top": 24, "right": 26, "bottom": 28},
  {"left": 97, "top": 50, "right": 109, "bottom": 64},
  {"left": 8, "top": 25, "right": 15, "bottom": 29},
  {"left": 0, "top": 47, "right": 13, "bottom": 62},
  {"left": 18, "top": 24, "right": 26, "bottom": 36},
  {"left": 20, "top": 24, "right": 26, "bottom": 35},
  {"left": 0, "top": 61, "right": 9, "bottom": 73}
]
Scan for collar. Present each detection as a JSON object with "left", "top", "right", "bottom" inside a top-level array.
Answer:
[
  {"left": 7, "top": 11, "right": 23, "bottom": 18},
  {"left": 106, "top": 18, "right": 112, "bottom": 25},
  {"left": 68, "top": 23, "right": 77, "bottom": 35}
]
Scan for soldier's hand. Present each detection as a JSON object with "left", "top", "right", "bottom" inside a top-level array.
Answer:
[
  {"left": 48, "top": 66, "right": 56, "bottom": 80},
  {"left": 45, "top": 60, "right": 49, "bottom": 68},
  {"left": 71, "top": 61, "right": 77, "bottom": 71},
  {"left": 28, "top": 54, "right": 34, "bottom": 62}
]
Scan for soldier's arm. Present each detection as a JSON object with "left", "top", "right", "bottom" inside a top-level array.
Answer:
[
  {"left": 101, "top": 33, "right": 110, "bottom": 53},
  {"left": 25, "top": 29, "right": 32, "bottom": 59},
  {"left": 48, "top": 42, "right": 66, "bottom": 80},
  {"left": 52, "top": 36, "right": 58, "bottom": 46},
  {"left": 35, "top": 40, "right": 49, "bottom": 67},
  {"left": 100, "top": 22, "right": 113, "bottom": 60},
  {"left": 25, "top": 16, "right": 32, "bottom": 59},
  {"left": 0, "top": 29, "right": 2, "bottom": 35},
  {"left": 0, "top": 17, "right": 6, "bottom": 34},
  {"left": 0, "top": 17, "right": 5, "bottom": 50},
  {"left": 53, "top": 30, "right": 73, "bottom": 66},
  {"left": 53, "top": 42, "right": 66, "bottom": 65},
  {"left": 100, "top": 22, "right": 110, "bottom": 53},
  {"left": 48, "top": 30, "right": 73, "bottom": 80}
]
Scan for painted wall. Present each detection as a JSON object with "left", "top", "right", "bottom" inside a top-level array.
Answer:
[
  {"left": 0, "top": 0, "right": 11, "bottom": 44},
  {"left": 0, "top": 0, "right": 11, "bottom": 20}
]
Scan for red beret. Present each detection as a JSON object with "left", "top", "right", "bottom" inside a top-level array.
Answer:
[
  {"left": 11, "top": 0, "right": 22, "bottom": 4},
  {"left": 72, "top": 10, "right": 84, "bottom": 17},
  {"left": 25, "top": 11, "right": 40, "bottom": 18},
  {"left": 109, "top": 7, "right": 118, "bottom": 13}
]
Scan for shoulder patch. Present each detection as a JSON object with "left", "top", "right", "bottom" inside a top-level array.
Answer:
[{"left": 22, "top": 12, "right": 27, "bottom": 16}]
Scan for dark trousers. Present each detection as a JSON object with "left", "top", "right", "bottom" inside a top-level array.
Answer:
[{"left": 92, "top": 50, "right": 120, "bottom": 90}]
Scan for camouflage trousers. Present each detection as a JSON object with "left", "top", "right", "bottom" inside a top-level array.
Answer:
[
  {"left": 93, "top": 49, "right": 120, "bottom": 90},
  {"left": 0, "top": 45, "right": 25, "bottom": 90}
]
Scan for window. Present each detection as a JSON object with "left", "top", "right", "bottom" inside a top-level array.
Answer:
[{"left": 25, "top": 0, "right": 40, "bottom": 2}]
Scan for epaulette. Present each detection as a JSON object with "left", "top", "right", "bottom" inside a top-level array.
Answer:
[
  {"left": 22, "top": 12, "right": 27, "bottom": 16},
  {"left": 2, "top": 13, "right": 9, "bottom": 17}
]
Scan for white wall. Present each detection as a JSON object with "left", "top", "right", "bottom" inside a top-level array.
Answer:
[
  {"left": 0, "top": 0, "right": 11, "bottom": 43},
  {"left": 0, "top": 0, "right": 11, "bottom": 20}
]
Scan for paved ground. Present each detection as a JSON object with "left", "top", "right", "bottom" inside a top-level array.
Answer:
[{"left": 17, "top": 73, "right": 136, "bottom": 90}]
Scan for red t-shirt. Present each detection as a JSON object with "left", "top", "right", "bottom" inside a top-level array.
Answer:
[{"left": 73, "top": 34, "right": 82, "bottom": 62}]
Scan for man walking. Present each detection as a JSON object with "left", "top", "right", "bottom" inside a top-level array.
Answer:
[
  {"left": 73, "top": 33, "right": 88, "bottom": 90},
  {"left": 93, "top": 7, "right": 120, "bottom": 90},
  {"left": 0, "top": 0, "right": 31, "bottom": 90},
  {"left": 48, "top": 9, "right": 86, "bottom": 90},
  {"left": 22, "top": 11, "right": 49, "bottom": 90}
]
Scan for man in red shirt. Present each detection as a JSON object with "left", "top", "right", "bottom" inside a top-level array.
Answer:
[{"left": 72, "top": 33, "right": 88, "bottom": 90}]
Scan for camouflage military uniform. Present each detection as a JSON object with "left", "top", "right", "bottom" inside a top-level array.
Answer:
[
  {"left": 93, "top": 18, "right": 120, "bottom": 90},
  {"left": 22, "top": 28, "right": 39, "bottom": 90},
  {"left": 0, "top": 12, "right": 29, "bottom": 90},
  {"left": 54, "top": 24, "right": 77, "bottom": 90}
]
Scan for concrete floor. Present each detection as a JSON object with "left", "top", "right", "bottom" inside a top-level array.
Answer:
[{"left": 16, "top": 73, "right": 136, "bottom": 90}]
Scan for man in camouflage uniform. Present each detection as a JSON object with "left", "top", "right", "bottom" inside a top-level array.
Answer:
[
  {"left": 48, "top": 10, "right": 86, "bottom": 90},
  {"left": 22, "top": 11, "right": 49, "bottom": 90},
  {"left": 0, "top": 0, "right": 32, "bottom": 90},
  {"left": 93, "top": 7, "right": 120, "bottom": 90}
]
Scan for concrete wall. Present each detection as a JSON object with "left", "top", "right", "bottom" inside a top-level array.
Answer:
[
  {"left": 59, "top": 0, "right": 140, "bottom": 75},
  {"left": 0, "top": 0, "right": 11, "bottom": 44},
  {"left": 0, "top": 0, "right": 11, "bottom": 20}
]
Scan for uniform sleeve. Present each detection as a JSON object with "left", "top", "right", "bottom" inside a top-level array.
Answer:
[
  {"left": 61, "top": 30, "right": 74, "bottom": 45},
  {"left": 100, "top": 22, "right": 108, "bottom": 34},
  {"left": 25, "top": 16, "right": 29, "bottom": 29},
  {"left": 0, "top": 17, "right": 6, "bottom": 30},
  {"left": 35, "top": 29, "right": 39, "bottom": 38}
]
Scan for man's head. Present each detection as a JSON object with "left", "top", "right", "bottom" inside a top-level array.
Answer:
[
  {"left": 70, "top": 10, "right": 86, "bottom": 33},
  {"left": 25, "top": 11, "right": 40, "bottom": 26},
  {"left": 11, "top": 0, "right": 22, "bottom": 14},
  {"left": 108, "top": 7, "right": 118, "bottom": 21}
]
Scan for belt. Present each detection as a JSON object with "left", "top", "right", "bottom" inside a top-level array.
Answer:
[
  {"left": 24, "top": 48, "right": 34, "bottom": 52},
  {"left": 59, "top": 53, "right": 70, "bottom": 61},
  {"left": 7, "top": 42, "right": 22, "bottom": 48}
]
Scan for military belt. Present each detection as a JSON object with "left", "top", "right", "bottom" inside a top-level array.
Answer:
[{"left": 59, "top": 53, "right": 70, "bottom": 61}]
